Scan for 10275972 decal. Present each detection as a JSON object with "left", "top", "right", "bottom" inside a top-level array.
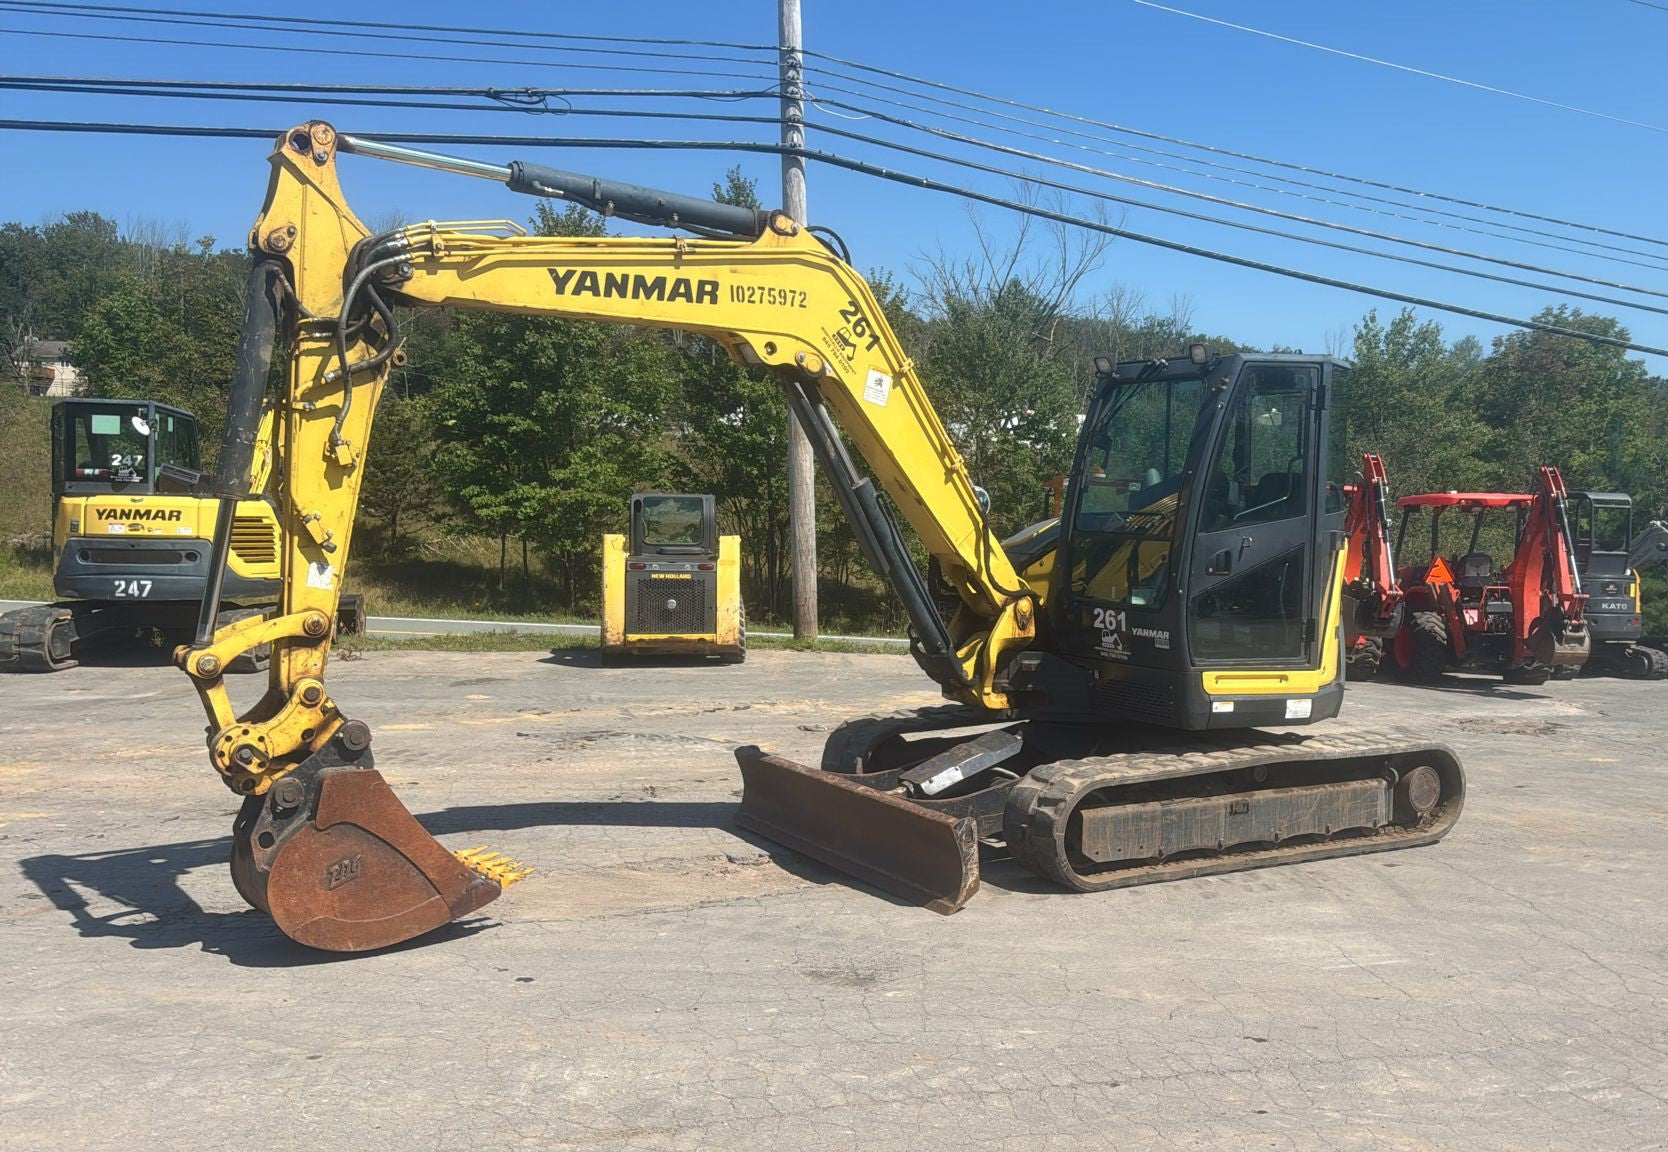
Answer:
[{"left": 729, "top": 284, "right": 808, "bottom": 308}]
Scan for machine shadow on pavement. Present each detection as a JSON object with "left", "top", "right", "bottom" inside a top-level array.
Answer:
[
  {"left": 15, "top": 836, "right": 494, "bottom": 968},
  {"left": 16, "top": 798, "right": 917, "bottom": 964},
  {"left": 1380, "top": 674, "right": 1548, "bottom": 700},
  {"left": 538, "top": 650, "right": 750, "bottom": 671}
]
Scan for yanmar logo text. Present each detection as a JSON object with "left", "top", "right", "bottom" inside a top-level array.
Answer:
[
  {"left": 548, "top": 268, "right": 719, "bottom": 306},
  {"left": 96, "top": 508, "right": 183, "bottom": 522}
]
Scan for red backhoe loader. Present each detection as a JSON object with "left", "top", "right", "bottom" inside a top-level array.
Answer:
[{"left": 1388, "top": 468, "right": 1588, "bottom": 684}]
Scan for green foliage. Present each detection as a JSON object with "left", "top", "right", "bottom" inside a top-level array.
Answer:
[
  {"left": 1342, "top": 309, "right": 1488, "bottom": 495},
  {"left": 1473, "top": 307, "right": 1656, "bottom": 494},
  {"left": 7, "top": 201, "right": 1668, "bottom": 637},
  {"left": 0, "top": 390, "right": 52, "bottom": 537},
  {"left": 0, "top": 213, "right": 125, "bottom": 367},
  {"left": 918, "top": 277, "right": 1082, "bottom": 536},
  {"left": 359, "top": 393, "right": 443, "bottom": 550},
  {"left": 712, "top": 166, "right": 762, "bottom": 211},
  {"left": 423, "top": 201, "right": 678, "bottom": 608}
]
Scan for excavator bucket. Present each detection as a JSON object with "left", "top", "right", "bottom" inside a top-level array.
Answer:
[
  {"left": 230, "top": 746, "right": 529, "bottom": 952},
  {"left": 1527, "top": 616, "right": 1590, "bottom": 668},
  {"left": 734, "top": 746, "right": 980, "bottom": 914}
]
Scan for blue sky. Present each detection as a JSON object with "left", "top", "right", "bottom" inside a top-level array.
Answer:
[{"left": 2, "top": 0, "right": 1665, "bottom": 372}]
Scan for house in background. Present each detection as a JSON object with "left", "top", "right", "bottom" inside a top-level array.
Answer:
[{"left": 12, "top": 338, "right": 83, "bottom": 396}]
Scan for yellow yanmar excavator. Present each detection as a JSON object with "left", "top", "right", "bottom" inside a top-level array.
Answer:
[
  {"left": 174, "top": 121, "right": 1464, "bottom": 951},
  {"left": 0, "top": 399, "right": 283, "bottom": 672}
]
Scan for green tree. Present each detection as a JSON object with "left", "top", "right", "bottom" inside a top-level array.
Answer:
[
  {"left": 359, "top": 393, "right": 442, "bottom": 551},
  {"left": 1343, "top": 309, "right": 1488, "bottom": 496},
  {"left": 427, "top": 202, "right": 677, "bottom": 607},
  {"left": 1472, "top": 306, "right": 1655, "bottom": 494}
]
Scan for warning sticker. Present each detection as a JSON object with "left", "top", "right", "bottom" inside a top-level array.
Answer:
[
  {"left": 306, "top": 560, "right": 336, "bottom": 590},
  {"left": 1211, "top": 700, "right": 1235, "bottom": 714},
  {"left": 863, "top": 368, "right": 892, "bottom": 407},
  {"left": 1285, "top": 698, "right": 1313, "bottom": 720}
]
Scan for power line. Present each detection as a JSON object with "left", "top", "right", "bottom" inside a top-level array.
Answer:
[
  {"left": 796, "top": 56, "right": 1668, "bottom": 251},
  {"left": 1630, "top": 0, "right": 1668, "bottom": 12},
  {"left": 2, "top": 117, "right": 1662, "bottom": 359},
  {"left": 12, "top": 0, "right": 1661, "bottom": 256},
  {"left": 30, "top": 75, "right": 1663, "bottom": 309},
  {"left": 0, "top": 27, "right": 781, "bottom": 84},
  {"left": 15, "top": 68, "right": 1654, "bottom": 274},
  {"left": 0, "top": 1, "right": 773, "bottom": 69},
  {"left": 0, "top": 79, "right": 786, "bottom": 123},
  {"left": 1130, "top": 1, "right": 1668, "bottom": 135},
  {"left": 791, "top": 116, "right": 1668, "bottom": 319},
  {"left": 0, "top": 75, "right": 775, "bottom": 101},
  {"left": 0, "top": 0, "right": 777, "bottom": 52},
  {"left": 796, "top": 94, "right": 1668, "bottom": 299},
  {"left": 801, "top": 81, "right": 1668, "bottom": 272}
]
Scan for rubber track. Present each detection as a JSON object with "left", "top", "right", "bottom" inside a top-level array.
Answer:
[
  {"left": 0, "top": 603, "right": 77, "bottom": 672},
  {"left": 1004, "top": 723, "right": 1465, "bottom": 892},
  {"left": 1617, "top": 644, "right": 1668, "bottom": 680}
]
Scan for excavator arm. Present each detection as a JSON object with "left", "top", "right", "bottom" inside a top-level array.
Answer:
[
  {"left": 176, "top": 121, "right": 1036, "bottom": 950},
  {"left": 1628, "top": 517, "right": 1668, "bottom": 574}
]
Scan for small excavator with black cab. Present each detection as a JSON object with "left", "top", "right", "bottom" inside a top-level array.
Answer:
[
  {"left": 1565, "top": 491, "right": 1667, "bottom": 679},
  {"left": 163, "top": 121, "right": 1464, "bottom": 951}
]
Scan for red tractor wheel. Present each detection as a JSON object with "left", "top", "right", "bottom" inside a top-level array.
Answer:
[{"left": 1393, "top": 611, "right": 1449, "bottom": 683}]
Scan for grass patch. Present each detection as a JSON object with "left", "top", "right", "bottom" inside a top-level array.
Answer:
[
  {"left": 339, "top": 629, "right": 596, "bottom": 654},
  {"left": 751, "top": 635, "right": 906, "bottom": 655},
  {"left": 0, "top": 543, "right": 55, "bottom": 601},
  {"left": 336, "top": 628, "right": 906, "bottom": 657}
]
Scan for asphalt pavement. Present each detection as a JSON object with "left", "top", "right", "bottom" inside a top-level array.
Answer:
[{"left": 1, "top": 648, "right": 1665, "bottom": 1150}]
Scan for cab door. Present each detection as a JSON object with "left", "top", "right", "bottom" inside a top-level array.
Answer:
[{"left": 1185, "top": 362, "right": 1329, "bottom": 667}]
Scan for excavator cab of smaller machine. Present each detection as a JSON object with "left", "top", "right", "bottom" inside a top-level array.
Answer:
[
  {"left": 1567, "top": 492, "right": 1665, "bottom": 679},
  {"left": 1, "top": 399, "right": 283, "bottom": 672},
  {"left": 601, "top": 493, "right": 745, "bottom": 663}
]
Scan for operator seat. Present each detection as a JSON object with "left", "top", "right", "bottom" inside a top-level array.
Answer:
[{"left": 1454, "top": 552, "right": 1494, "bottom": 597}]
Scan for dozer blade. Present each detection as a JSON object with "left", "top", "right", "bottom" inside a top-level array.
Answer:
[
  {"left": 734, "top": 746, "right": 979, "bottom": 914},
  {"left": 231, "top": 743, "right": 527, "bottom": 952}
]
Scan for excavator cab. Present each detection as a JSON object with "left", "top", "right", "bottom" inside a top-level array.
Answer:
[
  {"left": 1568, "top": 492, "right": 1665, "bottom": 678},
  {"left": 1009, "top": 351, "right": 1349, "bottom": 729},
  {"left": 52, "top": 398, "right": 203, "bottom": 496}
]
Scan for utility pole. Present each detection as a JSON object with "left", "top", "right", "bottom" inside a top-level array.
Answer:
[{"left": 779, "top": 0, "right": 818, "bottom": 640}]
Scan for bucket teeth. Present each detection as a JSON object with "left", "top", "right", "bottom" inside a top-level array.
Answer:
[{"left": 453, "top": 845, "right": 534, "bottom": 887}]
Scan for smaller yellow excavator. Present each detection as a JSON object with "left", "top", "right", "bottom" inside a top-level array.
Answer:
[
  {"left": 601, "top": 493, "right": 744, "bottom": 663},
  {"left": 0, "top": 397, "right": 282, "bottom": 671}
]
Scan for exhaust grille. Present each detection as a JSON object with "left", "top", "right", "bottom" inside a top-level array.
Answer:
[
  {"left": 230, "top": 516, "right": 278, "bottom": 566},
  {"left": 629, "top": 571, "right": 710, "bottom": 634}
]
